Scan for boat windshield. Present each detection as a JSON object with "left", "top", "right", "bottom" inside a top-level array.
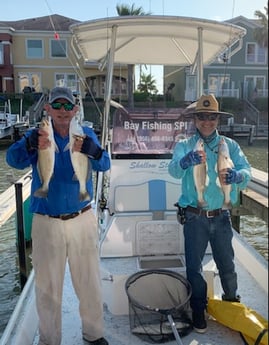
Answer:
[{"left": 111, "top": 108, "right": 195, "bottom": 157}]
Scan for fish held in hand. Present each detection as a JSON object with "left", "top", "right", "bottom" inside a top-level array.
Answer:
[
  {"left": 69, "top": 117, "right": 91, "bottom": 202},
  {"left": 34, "top": 117, "right": 58, "bottom": 198},
  {"left": 193, "top": 138, "right": 208, "bottom": 208},
  {"left": 217, "top": 137, "right": 234, "bottom": 209}
]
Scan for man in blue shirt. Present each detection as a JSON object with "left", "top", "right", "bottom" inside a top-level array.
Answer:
[
  {"left": 6, "top": 87, "right": 110, "bottom": 345},
  {"left": 168, "top": 94, "right": 251, "bottom": 334}
]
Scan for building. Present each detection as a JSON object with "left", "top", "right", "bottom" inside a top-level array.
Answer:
[
  {"left": 164, "top": 16, "right": 268, "bottom": 102},
  {"left": 0, "top": 14, "right": 267, "bottom": 103}
]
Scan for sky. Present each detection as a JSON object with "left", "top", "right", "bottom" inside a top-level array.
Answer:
[
  {"left": 1, "top": 0, "right": 266, "bottom": 93},
  {"left": 0, "top": 0, "right": 266, "bottom": 22}
]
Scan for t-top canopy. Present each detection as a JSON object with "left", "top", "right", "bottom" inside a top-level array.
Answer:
[{"left": 70, "top": 15, "right": 246, "bottom": 66}]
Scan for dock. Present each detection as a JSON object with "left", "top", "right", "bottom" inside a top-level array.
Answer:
[
  {"left": 219, "top": 123, "right": 268, "bottom": 143},
  {"left": 231, "top": 168, "right": 268, "bottom": 230}
]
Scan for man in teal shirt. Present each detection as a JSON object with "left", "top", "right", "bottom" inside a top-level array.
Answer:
[{"left": 168, "top": 94, "right": 251, "bottom": 334}]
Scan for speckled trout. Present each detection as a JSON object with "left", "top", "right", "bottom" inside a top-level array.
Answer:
[
  {"left": 217, "top": 137, "right": 234, "bottom": 209},
  {"left": 193, "top": 138, "right": 208, "bottom": 208},
  {"left": 34, "top": 116, "right": 58, "bottom": 198},
  {"left": 69, "top": 117, "right": 91, "bottom": 202}
]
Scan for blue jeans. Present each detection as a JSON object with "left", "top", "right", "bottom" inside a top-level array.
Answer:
[{"left": 183, "top": 210, "right": 238, "bottom": 312}]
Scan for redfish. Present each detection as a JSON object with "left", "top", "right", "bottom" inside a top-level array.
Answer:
[
  {"left": 69, "top": 117, "right": 91, "bottom": 202},
  {"left": 34, "top": 117, "right": 58, "bottom": 198},
  {"left": 193, "top": 138, "right": 208, "bottom": 208},
  {"left": 217, "top": 137, "right": 234, "bottom": 209}
]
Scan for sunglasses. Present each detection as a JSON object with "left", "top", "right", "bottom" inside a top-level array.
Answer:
[
  {"left": 196, "top": 113, "right": 219, "bottom": 121},
  {"left": 50, "top": 102, "right": 75, "bottom": 111}
]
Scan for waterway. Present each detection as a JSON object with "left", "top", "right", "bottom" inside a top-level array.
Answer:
[{"left": 0, "top": 138, "right": 268, "bottom": 338}]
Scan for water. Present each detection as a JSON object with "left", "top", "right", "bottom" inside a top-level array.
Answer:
[
  {"left": 0, "top": 139, "right": 268, "bottom": 338},
  {"left": 236, "top": 138, "right": 268, "bottom": 173}
]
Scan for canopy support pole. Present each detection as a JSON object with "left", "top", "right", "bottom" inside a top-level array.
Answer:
[{"left": 197, "top": 26, "right": 204, "bottom": 98}]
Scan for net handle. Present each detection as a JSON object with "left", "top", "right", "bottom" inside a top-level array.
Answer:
[{"left": 167, "top": 314, "right": 184, "bottom": 345}]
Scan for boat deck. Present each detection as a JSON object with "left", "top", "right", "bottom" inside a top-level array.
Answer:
[{"left": 28, "top": 253, "right": 267, "bottom": 345}]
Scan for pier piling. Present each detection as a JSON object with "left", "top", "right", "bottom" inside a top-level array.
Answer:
[{"left": 15, "top": 182, "right": 27, "bottom": 290}]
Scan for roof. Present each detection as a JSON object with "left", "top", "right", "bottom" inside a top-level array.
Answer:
[
  {"left": 70, "top": 15, "right": 246, "bottom": 66},
  {"left": 0, "top": 14, "right": 80, "bottom": 31},
  {"left": 227, "top": 16, "right": 263, "bottom": 29}
]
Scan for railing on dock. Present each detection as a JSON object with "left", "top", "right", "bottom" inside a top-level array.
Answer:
[{"left": 231, "top": 168, "right": 268, "bottom": 231}]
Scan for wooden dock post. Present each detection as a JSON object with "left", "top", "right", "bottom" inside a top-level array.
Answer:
[{"left": 248, "top": 125, "right": 255, "bottom": 146}]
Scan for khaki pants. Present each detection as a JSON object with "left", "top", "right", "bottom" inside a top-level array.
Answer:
[{"left": 32, "top": 210, "right": 104, "bottom": 345}]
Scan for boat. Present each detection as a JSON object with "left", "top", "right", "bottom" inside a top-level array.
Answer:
[
  {"left": 0, "top": 98, "right": 29, "bottom": 140},
  {"left": 0, "top": 15, "right": 268, "bottom": 345}
]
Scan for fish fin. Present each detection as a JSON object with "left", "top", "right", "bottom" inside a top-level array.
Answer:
[
  {"left": 54, "top": 142, "right": 59, "bottom": 153},
  {"left": 205, "top": 174, "right": 209, "bottom": 187},
  {"left": 63, "top": 143, "right": 70, "bottom": 152},
  {"left": 216, "top": 176, "right": 222, "bottom": 188},
  {"left": 72, "top": 173, "right": 79, "bottom": 181},
  {"left": 79, "top": 192, "right": 91, "bottom": 202}
]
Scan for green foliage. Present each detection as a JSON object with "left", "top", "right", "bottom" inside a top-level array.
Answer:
[
  {"left": 137, "top": 73, "right": 158, "bottom": 95},
  {"left": 254, "top": 98, "right": 268, "bottom": 111},
  {"left": 0, "top": 93, "right": 35, "bottom": 115},
  {"left": 217, "top": 97, "right": 243, "bottom": 113},
  {"left": 116, "top": 3, "right": 151, "bottom": 15},
  {"left": 253, "top": 6, "right": 268, "bottom": 48}
]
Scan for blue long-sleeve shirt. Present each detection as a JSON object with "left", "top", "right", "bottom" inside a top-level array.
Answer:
[
  {"left": 168, "top": 131, "right": 251, "bottom": 209},
  {"left": 6, "top": 125, "right": 110, "bottom": 215}
]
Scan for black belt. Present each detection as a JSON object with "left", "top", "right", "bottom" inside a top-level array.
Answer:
[
  {"left": 39, "top": 204, "right": 91, "bottom": 221},
  {"left": 186, "top": 206, "right": 224, "bottom": 218}
]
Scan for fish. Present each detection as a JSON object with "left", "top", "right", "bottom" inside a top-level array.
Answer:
[
  {"left": 193, "top": 138, "right": 208, "bottom": 208},
  {"left": 34, "top": 116, "right": 58, "bottom": 198},
  {"left": 69, "top": 117, "right": 91, "bottom": 202},
  {"left": 217, "top": 137, "right": 234, "bottom": 209}
]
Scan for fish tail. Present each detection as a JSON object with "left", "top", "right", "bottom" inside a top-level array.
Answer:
[
  {"left": 222, "top": 201, "right": 232, "bottom": 210},
  {"left": 34, "top": 187, "right": 48, "bottom": 198},
  {"left": 198, "top": 200, "right": 207, "bottom": 208},
  {"left": 79, "top": 191, "right": 91, "bottom": 202}
]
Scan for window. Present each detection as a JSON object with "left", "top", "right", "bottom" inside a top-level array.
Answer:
[
  {"left": 18, "top": 72, "right": 41, "bottom": 92},
  {"left": 55, "top": 74, "right": 77, "bottom": 92},
  {"left": 244, "top": 76, "right": 266, "bottom": 98},
  {"left": 50, "top": 39, "right": 67, "bottom": 58},
  {"left": 246, "top": 43, "right": 266, "bottom": 64},
  {"left": 0, "top": 43, "right": 3, "bottom": 64},
  {"left": 26, "top": 39, "right": 43, "bottom": 58},
  {"left": 208, "top": 75, "right": 230, "bottom": 92}
]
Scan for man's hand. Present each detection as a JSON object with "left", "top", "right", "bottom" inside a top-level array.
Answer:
[
  {"left": 26, "top": 129, "right": 39, "bottom": 150},
  {"left": 225, "top": 168, "right": 243, "bottom": 184},
  {"left": 179, "top": 150, "right": 204, "bottom": 169},
  {"left": 73, "top": 135, "right": 103, "bottom": 160}
]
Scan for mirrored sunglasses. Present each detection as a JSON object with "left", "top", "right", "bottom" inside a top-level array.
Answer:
[
  {"left": 50, "top": 102, "right": 75, "bottom": 111},
  {"left": 196, "top": 113, "right": 219, "bottom": 121}
]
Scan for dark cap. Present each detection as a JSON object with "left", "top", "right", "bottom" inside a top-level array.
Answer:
[{"left": 49, "top": 87, "right": 75, "bottom": 104}]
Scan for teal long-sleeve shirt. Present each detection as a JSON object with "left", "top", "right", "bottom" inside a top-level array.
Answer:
[{"left": 168, "top": 131, "right": 251, "bottom": 209}]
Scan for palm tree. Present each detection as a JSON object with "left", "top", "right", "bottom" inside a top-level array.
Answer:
[
  {"left": 137, "top": 73, "right": 158, "bottom": 95},
  {"left": 116, "top": 3, "right": 151, "bottom": 109},
  {"left": 253, "top": 6, "right": 268, "bottom": 48}
]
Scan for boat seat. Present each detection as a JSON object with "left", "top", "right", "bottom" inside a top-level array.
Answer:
[{"left": 114, "top": 179, "right": 179, "bottom": 213}]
